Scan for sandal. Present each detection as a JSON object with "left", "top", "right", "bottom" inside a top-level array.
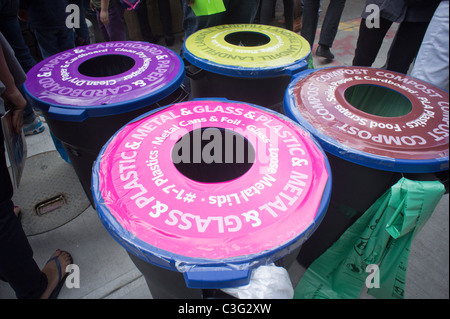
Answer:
[{"left": 45, "top": 251, "right": 73, "bottom": 299}]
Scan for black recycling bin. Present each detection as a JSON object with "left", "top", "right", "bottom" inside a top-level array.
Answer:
[{"left": 92, "top": 99, "right": 332, "bottom": 298}]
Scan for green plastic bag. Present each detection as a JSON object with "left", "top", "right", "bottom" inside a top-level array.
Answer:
[
  {"left": 191, "top": 0, "right": 226, "bottom": 17},
  {"left": 294, "top": 177, "right": 445, "bottom": 299}
]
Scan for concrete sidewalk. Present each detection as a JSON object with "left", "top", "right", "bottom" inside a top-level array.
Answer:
[{"left": 1, "top": 0, "right": 448, "bottom": 299}]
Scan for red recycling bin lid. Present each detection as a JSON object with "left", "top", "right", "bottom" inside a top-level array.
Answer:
[{"left": 284, "top": 67, "right": 449, "bottom": 173}]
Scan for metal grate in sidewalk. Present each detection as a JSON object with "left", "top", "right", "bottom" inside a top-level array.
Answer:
[{"left": 11, "top": 150, "right": 90, "bottom": 236}]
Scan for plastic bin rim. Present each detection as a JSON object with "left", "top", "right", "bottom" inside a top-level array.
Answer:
[{"left": 182, "top": 44, "right": 309, "bottom": 78}]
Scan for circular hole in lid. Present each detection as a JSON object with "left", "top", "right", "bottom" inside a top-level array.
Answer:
[
  {"left": 78, "top": 54, "right": 136, "bottom": 77},
  {"left": 172, "top": 127, "right": 256, "bottom": 183},
  {"left": 224, "top": 31, "right": 271, "bottom": 47},
  {"left": 344, "top": 84, "right": 413, "bottom": 117}
]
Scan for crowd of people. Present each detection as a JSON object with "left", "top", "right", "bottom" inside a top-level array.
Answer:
[
  {"left": 0, "top": 0, "right": 448, "bottom": 299},
  {"left": 4, "top": 1, "right": 447, "bottom": 76}
]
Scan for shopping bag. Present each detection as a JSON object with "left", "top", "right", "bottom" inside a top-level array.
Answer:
[
  {"left": 294, "top": 177, "right": 445, "bottom": 299},
  {"left": 191, "top": 0, "right": 226, "bottom": 17},
  {"left": 221, "top": 264, "right": 294, "bottom": 299}
]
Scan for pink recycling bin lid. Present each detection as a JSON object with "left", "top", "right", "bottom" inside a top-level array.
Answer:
[{"left": 92, "top": 99, "right": 331, "bottom": 289}]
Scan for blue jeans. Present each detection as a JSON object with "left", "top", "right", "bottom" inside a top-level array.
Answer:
[
  {"left": 0, "top": 0, "right": 38, "bottom": 124},
  {"left": 0, "top": 0, "right": 37, "bottom": 72},
  {"left": 31, "top": 26, "right": 75, "bottom": 60},
  {"left": 301, "top": 0, "right": 345, "bottom": 48}
]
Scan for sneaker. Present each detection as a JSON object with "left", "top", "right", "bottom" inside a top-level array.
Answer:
[
  {"left": 33, "top": 107, "right": 43, "bottom": 116},
  {"left": 23, "top": 117, "right": 45, "bottom": 136}
]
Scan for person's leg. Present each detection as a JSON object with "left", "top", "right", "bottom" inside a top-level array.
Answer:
[
  {"left": 0, "top": 124, "right": 73, "bottom": 299},
  {"left": 225, "top": 0, "right": 261, "bottom": 24},
  {"left": 315, "top": 0, "right": 346, "bottom": 59},
  {"left": 181, "top": 0, "right": 197, "bottom": 40},
  {"left": 0, "top": 201, "right": 48, "bottom": 299},
  {"left": 386, "top": 21, "right": 430, "bottom": 74},
  {"left": 103, "top": 4, "right": 127, "bottom": 41},
  {"left": 294, "top": 0, "right": 303, "bottom": 18},
  {"left": 283, "top": 0, "right": 295, "bottom": 31},
  {"left": 318, "top": 0, "right": 346, "bottom": 48},
  {"left": 74, "top": 0, "right": 91, "bottom": 45},
  {"left": 32, "top": 27, "right": 64, "bottom": 60},
  {"left": 0, "top": 128, "right": 47, "bottom": 299},
  {"left": 182, "top": 0, "right": 224, "bottom": 40},
  {"left": 33, "top": 25, "right": 75, "bottom": 59},
  {"left": 96, "top": 8, "right": 110, "bottom": 42},
  {"left": 0, "top": 0, "right": 37, "bottom": 73},
  {"left": 260, "top": 0, "right": 276, "bottom": 25},
  {"left": 300, "top": 0, "right": 320, "bottom": 48},
  {"left": 411, "top": 0, "right": 449, "bottom": 90},
  {"left": 136, "top": 0, "right": 158, "bottom": 43},
  {"left": 56, "top": 26, "right": 75, "bottom": 53},
  {"left": 20, "top": 85, "right": 45, "bottom": 136},
  {"left": 0, "top": 2, "right": 43, "bottom": 134},
  {"left": 352, "top": 17, "right": 392, "bottom": 67},
  {"left": 157, "top": 0, "right": 174, "bottom": 46}
]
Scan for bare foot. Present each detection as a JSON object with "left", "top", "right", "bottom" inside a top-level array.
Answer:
[{"left": 40, "top": 250, "right": 72, "bottom": 299}]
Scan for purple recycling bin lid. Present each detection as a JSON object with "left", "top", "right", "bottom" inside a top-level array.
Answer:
[{"left": 24, "top": 41, "right": 184, "bottom": 122}]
